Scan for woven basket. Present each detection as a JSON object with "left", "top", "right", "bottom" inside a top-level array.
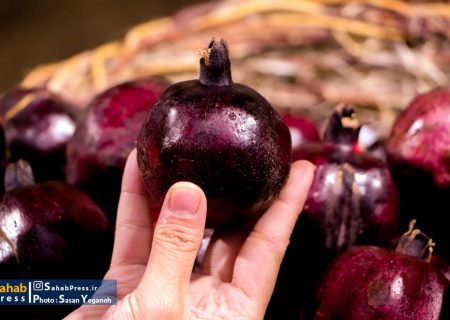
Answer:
[{"left": 20, "top": 0, "right": 450, "bottom": 136}]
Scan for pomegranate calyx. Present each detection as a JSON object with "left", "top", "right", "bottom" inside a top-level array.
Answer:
[
  {"left": 199, "top": 38, "right": 232, "bottom": 86},
  {"left": 4, "top": 160, "right": 35, "bottom": 192},
  {"left": 395, "top": 219, "right": 435, "bottom": 262},
  {"left": 324, "top": 106, "right": 361, "bottom": 147}
]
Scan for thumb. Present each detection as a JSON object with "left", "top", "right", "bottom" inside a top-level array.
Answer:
[{"left": 135, "top": 182, "right": 207, "bottom": 311}]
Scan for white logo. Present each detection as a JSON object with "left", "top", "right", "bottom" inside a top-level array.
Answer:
[{"left": 33, "top": 281, "right": 44, "bottom": 291}]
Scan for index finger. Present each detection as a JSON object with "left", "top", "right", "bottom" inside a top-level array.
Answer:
[
  {"left": 110, "top": 149, "right": 153, "bottom": 268},
  {"left": 232, "top": 160, "right": 315, "bottom": 306}
]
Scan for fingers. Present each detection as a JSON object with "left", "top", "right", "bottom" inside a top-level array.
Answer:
[
  {"left": 201, "top": 222, "right": 252, "bottom": 282},
  {"left": 135, "top": 182, "right": 207, "bottom": 311},
  {"left": 232, "top": 160, "right": 315, "bottom": 306},
  {"left": 110, "top": 149, "right": 153, "bottom": 268}
]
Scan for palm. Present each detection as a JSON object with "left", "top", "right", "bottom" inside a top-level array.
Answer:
[
  {"left": 68, "top": 234, "right": 258, "bottom": 319},
  {"left": 113, "top": 230, "right": 259, "bottom": 319},
  {"left": 188, "top": 229, "right": 259, "bottom": 320},
  {"left": 189, "top": 276, "right": 252, "bottom": 319}
]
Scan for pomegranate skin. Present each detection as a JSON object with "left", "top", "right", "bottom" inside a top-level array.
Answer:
[
  {"left": 386, "top": 88, "right": 450, "bottom": 259},
  {"left": 137, "top": 39, "right": 291, "bottom": 227},
  {"left": 0, "top": 87, "right": 77, "bottom": 181},
  {"left": 0, "top": 182, "right": 112, "bottom": 278},
  {"left": 387, "top": 88, "right": 450, "bottom": 187},
  {"left": 282, "top": 113, "right": 322, "bottom": 162},
  {"left": 66, "top": 77, "right": 169, "bottom": 219},
  {"left": 315, "top": 246, "right": 448, "bottom": 320},
  {"left": 304, "top": 162, "right": 399, "bottom": 252}
]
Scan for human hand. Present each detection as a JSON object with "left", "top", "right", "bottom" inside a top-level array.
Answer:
[{"left": 65, "top": 149, "right": 315, "bottom": 320}]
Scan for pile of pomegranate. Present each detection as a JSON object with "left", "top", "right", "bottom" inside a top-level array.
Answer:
[{"left": 0, "top": 39, "right": 448, "bottom": 319}]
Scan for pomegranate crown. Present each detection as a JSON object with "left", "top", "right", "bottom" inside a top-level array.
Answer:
[
  {"left": 324, "top": 106, "right": 361, "bottom": 146},
  {"left": 4, "top": 160, "right": 35, "bottom": 192},
  {"left": 199, "top": 38, "right": 232, "bottom": 86},
  {"left": 396, "top": 220, "right": 435, "bottom": 262}
]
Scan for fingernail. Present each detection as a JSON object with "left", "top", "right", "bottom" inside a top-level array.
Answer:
[{"left": 168, "top": 187, "right": 201, "bottom": 218}]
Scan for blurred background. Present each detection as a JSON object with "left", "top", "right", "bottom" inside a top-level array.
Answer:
[{"left": 0, "top": 0, "right": 205, "bottom": 92}]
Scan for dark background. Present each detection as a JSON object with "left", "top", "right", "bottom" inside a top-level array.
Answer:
[{"left": 0, "top": 0, "right": 205, "bottom": 92}]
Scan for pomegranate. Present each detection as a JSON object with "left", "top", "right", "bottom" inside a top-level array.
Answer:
[
  {"left": 304, "top": 107, "right": 399, "bottom": 253},
  {"left": 137, "top": 38, "right": 291, "bottom": 227},
  {"left": 386, "top": 88, "right": 450, "bottom": 260},
  {"left": 0, "top": 160, "right": 112, "bottom": 279},
  {"left": 0, "top": 87, "right": 77, "bottom": 182},
  {"left": 66, "top": 76, "right": 170, "bottom": 220},
  {"left": 314, "top": 221, "right": 448, "bottom": 320},
  {"left": 267, "top": 107, "right": 399, "bottom": 319},
  {"left": 282, "top": 113, "right": 322, "bottom": 162}
]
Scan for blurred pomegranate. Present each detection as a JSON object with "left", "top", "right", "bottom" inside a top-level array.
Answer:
[
  {"left": 137, "top": 39, "right": 291, "bottom": 227},
  {"left": 66, "top": 76, "right": 170, "bottom": 220},
  {"left": 315, "top": 222, "right": 448, "bottom": 320},
  {"left": 386, "top": 88, "right": 450, "bottom": 259},
  {"left": 282, "top": 113, "right": 322, "bottom": 162},
  {"left": 0, "top": 125, "right": 6, "bottom": 193},
  {"left": 304, "top": 107, "right": 399, "bottom": 253},
  {"left": 267, "top": 107, "right": 399, "bottom": 319},
  {"left": 0, "top": 87, "right": 77, "bottom": 181},
  {"left": 0, "top": 160, "right": 112, "bottom": 278}
]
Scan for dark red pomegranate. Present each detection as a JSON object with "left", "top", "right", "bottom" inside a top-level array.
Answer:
[
  {"left": 267, "top": 107, "right": 399, "bottom": 320},
  {"left": 0, "top": 125, "right": 6, "bottom": 194},
  {"left": 304, "top": 107, "right": 399, "bottom": 253},
  {"left": 282, "top": 113, "right": 322, "bottom": 162},
  {"left": 315, "top": 222, "right": 448, "bottom": 320},
  {"left": 66, "top": 76, "right": 170, "bottom": 220},
  {"left": 0, "top": 160, "right": 112, "bottom": 279},
  {"left": 386, "top": 88, "right": 450, "bottom": 260},
  {"left": 0, "top": 87, "right": 77, "bottom": 182},
  {"left": 137, "top": 39, "right": 291, "bottom": 227}
]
